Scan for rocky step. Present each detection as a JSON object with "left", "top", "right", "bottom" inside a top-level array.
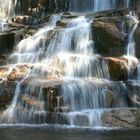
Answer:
[
  {"left": 1, "top": 78, "right": 140, "bottom": 112},
  {"left": 0, "top": 55, "right": 138, "bottom": 82},
  {"left": 4, "top": 107, "right": 140, "bottom": 128}
]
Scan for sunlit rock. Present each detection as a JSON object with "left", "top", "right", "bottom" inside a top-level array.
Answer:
[{"left": 106, "top": 57, "right": 138, "bottom": 80}]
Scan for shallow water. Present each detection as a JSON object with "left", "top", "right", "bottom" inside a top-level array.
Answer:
[{"left": 0, "top": 125, "right": 140, "bottom": 140}]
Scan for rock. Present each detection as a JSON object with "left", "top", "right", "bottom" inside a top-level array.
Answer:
[
  {"left": 0, "top": 32, "right": 15, "bottom": 54},
  {"left": 56, "top": 19, "right": 69, "bottom": 27},
  {"left": 106, "top": 57, "right": 138, "bottom": 80},
  {"left": 11, "top": 16, "right": 32, "bottom": 25},
  {"left": 93, "top": 19, "right": 125, "bottom": 57},
  {"left": 102, "top": 109, "right": 140, "bottom": 128},
  {"left": 7, "top": 64, "right": 32, "bottom": 81},
  {"left": 134, "top": 25, "right": 140, "bottom": 58},
  {"left": 0, "top": 80, "right": 16, "bottom": 109},
  {"left": 126, "top": 81, "right": 140, "bottom": 107}
]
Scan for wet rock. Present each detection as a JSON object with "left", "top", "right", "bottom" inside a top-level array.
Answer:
[
  {"left": 11, "top": 16, "right": 32, "bottom": 25},
  {"left": 134, "top": 25, "right": 140, "bottom": 58},
  {"left": 7, "top": 64, "right": 32, "bottom": 81},
  {"left": 93, "top": 19, "right": 125, "bottom": 57},
  {"left": 106, "top": 57, "right": 138, "bottom": 80},
  {"left": 0, "top": 80, "right": 16, "bottom": 109},
  {"left": 0, "top": 58, "right": 63, "bottom": 81},
  {"left": 102, "top": 109, "right": 140, "bottom": 128},
  {"left": 126, "top": 81, "right": 140, "bottom": 107},
  {"left": 0, "top": 32, "right": 15, "bottom": 54},
  {"left": 56, "top": 19, "right": 70, "bottom": 27}
]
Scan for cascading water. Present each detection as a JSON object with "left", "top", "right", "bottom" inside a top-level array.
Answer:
[
  {"left": 1, "top": 12, "right": 130, "bottom": 127},
  {"left": 126, "top": 12, "right": 139, "bottom": 57},
  {"left": 0, "top": 0, "right": 15, "bottom": 30},
  {"left": 69, "top": 0, "right": 130, "bottom": 12},
  {"left": 0, "top": 0, "right": 140, "bottom": 129},
  {"left": 123, "top": 11, "right": 139, "bottom": 78}
]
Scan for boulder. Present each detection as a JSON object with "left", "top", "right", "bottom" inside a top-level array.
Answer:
[
  {"left": 0, "top": 32, "right": 15, "bottom": 54},
  {"left": 102, "top": 109, "right": 140, "bottom": 128},
  {"left": 106, "top": 57, "right": 138, "bottom": 80},
  {"left": 93, "top": 18, "right": 125, "bottom": 57}
]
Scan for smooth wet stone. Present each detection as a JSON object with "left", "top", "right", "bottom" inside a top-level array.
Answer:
[
  {"left": 0, "top": 32, "right": 15, "bottom": 54},
  {"left": 106, "top": 57, "right": 138, "bottom": 81},
  {"left": 134, "top": 25, "right": 140, "bottom": 58},
  {"left": 102, "top": 109, "right": 140, "bottom": 128},
  {"left": 126, "top": 81, "right": 140, "bottom": 107},
  {"left": 93, "top": 19, "right": 125, "bottom": 57}
]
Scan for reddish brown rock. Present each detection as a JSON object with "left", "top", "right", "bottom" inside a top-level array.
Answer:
[{"left": 106, "top": 57, "right": 138, "bottom": 80}]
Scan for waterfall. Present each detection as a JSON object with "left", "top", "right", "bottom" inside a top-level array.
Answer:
[
  {"left": 10, "top": 14, "right": 61, "bottom": 64},
  {"left": 125, "top": 0, "right": 130, "bottom": 8},
  {"left": 69, "top": 0, "right": 130, "bottom": 12},
  {"left": 1, "top": 12, "right": 130, "bottom": 127},
  {"left": 0, "top": 0, "right": 15, "bottom": 30},
  {"left": 0, "top": 0, "right": 15, "bottom": 18},
  {"left": 123, "top": 11, "right": 139, "bottom": 78},
  {"left": 0, "top": 1, "right": 139, "bottom": 128},
  {"left": 2, "top": 14, "right": 61, "bottom": 123},
  {"left": 126, "top": 12, "right": 139, "bottom": 57}
]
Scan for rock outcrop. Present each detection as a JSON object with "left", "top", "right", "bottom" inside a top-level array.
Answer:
[{"left": 93, "top": 20, "right": 125, "bottom": 57}]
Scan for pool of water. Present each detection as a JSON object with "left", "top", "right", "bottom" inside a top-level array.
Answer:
[{"left": 0, "top": 125, "right": 140, "bottom": 140}]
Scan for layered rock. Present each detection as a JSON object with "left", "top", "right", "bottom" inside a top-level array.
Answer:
[
  {"left": 102, "top": 109, "right": 140, "bottom": 128},
  {"left": 106, "top": 56, "right": 138, "bottom": 80},
  {"left": 93, "top": 16, "right": 125, "bottom": 57}
]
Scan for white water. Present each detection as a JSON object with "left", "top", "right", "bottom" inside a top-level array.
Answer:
[
  {"left": 126, "top": 12, "right": 139, "bottom": 57},
  {"left": 2, "top": 14, "right": 61, "bottom": 123},
  {"left": 11, "top": 14, "right": 61, "bottom": 64},
  {"left": 0, "top": 0, "right": 138, "bottom": 127},
  {"left": 123, "top": 11, "right": 139, "bottom": 78}
]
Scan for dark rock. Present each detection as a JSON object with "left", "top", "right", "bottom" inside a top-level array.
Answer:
[
  {"left": 134, "top": 24, "right": 140, "bottom": 58},
  {"left": 0, "top": 32, "right": 15, "bottom": 54},
  {"left": 102, "top": 109, "right": 140, "bottom": 128},
  {"left": 126, "top": 80, "right": 140, "bottom": 107},
  {"left": 93, "top": 19, "right": 125, "bottom": 57}
]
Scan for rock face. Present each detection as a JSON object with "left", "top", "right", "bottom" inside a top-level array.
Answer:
[
  {"left": 126, "top": 81, "right": 140, "bottom": 107},
  {"left": 106, "top": 57, "right": 138, "bottom": 80},
  {"left": 0, "top": 80, "right": 16, "bottom": 109},
  {"left": 102, "top": 109, "right": 140, "bottom": 128},
  {"left": 15, "top": 0, "right": 69, "bottom": 15},
  {"left": 0, "top": 32, "right": 15, "bottom": 54},
  {"left": 93, "top": 17, "right": 125, "bottom": 57},
  {"left": 134, "top": 25, "right": 140, "bottom": 58}
]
